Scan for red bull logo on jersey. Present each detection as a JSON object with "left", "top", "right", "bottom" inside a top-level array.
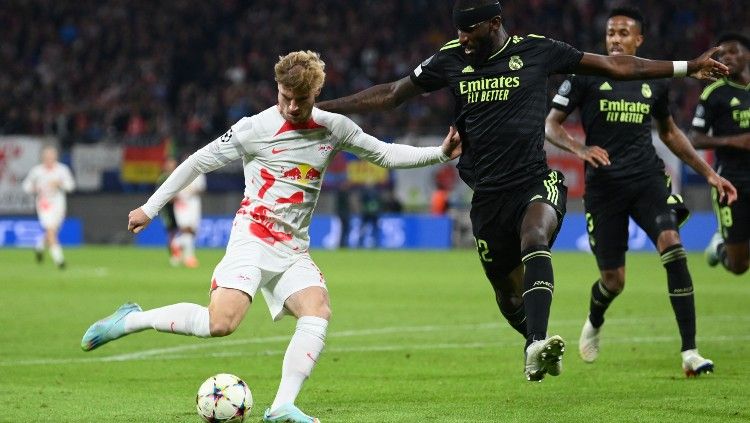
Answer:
[
  {"left": 281, "top": 164, "right": 322, "bottom": 184},
  {"left": 318, "top": 144, "right": 334, "bottom": 155}
]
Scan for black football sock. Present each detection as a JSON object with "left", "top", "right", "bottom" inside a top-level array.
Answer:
[
  {"left": 521, "top": 245, "right": 554, "bottom": 347},
  {"left": 588, "top": 279, "right": 619, "bottom": 328},
  {"left": 661, "top": 244, "right": 696, "bottom": 351}
]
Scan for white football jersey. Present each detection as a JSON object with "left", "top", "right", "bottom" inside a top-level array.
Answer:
[
  {"left": 143, "top": 106, "right": 448, "bottom": 252},
  {"left": 22, "top": 162, "right": 75, "bottom": 215}
]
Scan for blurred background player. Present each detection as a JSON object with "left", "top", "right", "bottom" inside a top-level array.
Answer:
[
  {"left": 545, "top": 7, "right": 735, "bottom": 376},
  {"left": 317, "top": 0, "right": 728, "bottom": 381},
  {"left": 690, "top": 33, "right": 750, "bottom": 276},
  {"left": 335, "top": 182, "right": 351, "bottom": 248},
  {"left": 172, "top": 162, "right": 206, "bottom": 268},
  {"left": 157, "top": 157, "right": 179, "bottom": 263},
  {"left": 358, "top": 182, "right": 381, "bottom": 248},
  {"left": 81, "top": 50, "right": 461, "bottom": 423},
  {"left": 21, "top": 145, "right": 75, "bottom": 269}
]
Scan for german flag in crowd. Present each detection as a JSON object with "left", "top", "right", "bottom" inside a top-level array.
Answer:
[{"left": 120, "top": 137, "right": 172, "bottom": 183}]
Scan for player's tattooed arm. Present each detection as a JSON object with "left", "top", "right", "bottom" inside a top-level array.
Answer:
[
  {"left": 316, "top": 76, "right": 424, "bottom": 113},
  {"left": 575, "top": 47, "right": 728, "bottom": 81}
]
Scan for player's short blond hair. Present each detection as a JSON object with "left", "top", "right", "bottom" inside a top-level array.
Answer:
[{"left": 274, "top": 50, "right": 326, "bottom": 95}]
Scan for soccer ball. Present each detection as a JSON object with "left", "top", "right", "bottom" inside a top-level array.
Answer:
[{"left": 196, "top": 373, "right": 253, "bottom": 422}]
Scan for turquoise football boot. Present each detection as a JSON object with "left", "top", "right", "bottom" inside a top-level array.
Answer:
[
  {"left": 263, "top": 403, "right": 320, "bottom": 423},
  {"left": 81, "top": 302, "right": 141, "bottom": 351}
]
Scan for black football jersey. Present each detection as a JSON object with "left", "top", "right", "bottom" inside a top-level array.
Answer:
[
  {"left": 551, "top": 75, "right": 670, "bottom": 186},
  {"left": 691, "top": 78, "right": 750, "bottom": 184},
  {"left": 410, "top": 34, "right": 583, "bottom": 191}
]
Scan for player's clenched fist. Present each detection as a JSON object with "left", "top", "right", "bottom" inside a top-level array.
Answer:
[{"left": 127, "top": 207, "right": 151, "bottom": 234}]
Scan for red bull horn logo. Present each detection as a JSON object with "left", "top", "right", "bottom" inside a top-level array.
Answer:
[{"left": 281, "top": 164, "right": 321, "bottom": 184}]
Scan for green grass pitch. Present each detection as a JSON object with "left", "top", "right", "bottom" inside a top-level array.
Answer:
[{"left": 0, "top": 247, "right": 748, "bottom": 422}]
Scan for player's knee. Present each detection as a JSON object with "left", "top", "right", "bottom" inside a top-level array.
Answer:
[
  {"left": 656, "top": 230, "right": 681, "bottom": 251},
  {"left": 600, "top": 271, "right": 625, "bottom": 294},
  {"left": 309, "top": 303, "right": 332, "bottom": 320},
  {"left": 209, "top": 318, "right": 238, "bottom": 337},
  {"left": 520, "top": 228, "right": 550, "bottom": 249}
]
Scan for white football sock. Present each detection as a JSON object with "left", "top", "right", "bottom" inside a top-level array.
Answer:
[
  {"left": 35, "top": 237, "right": 44, "bottom": 252},
  {"left": 271, "top": 316, "right": 328, "bottom": 411},
  {"left": 183, "top": 233, "right": 196, "bottom": 260},
  {"left": 49, "top": 244, "right": 64, "bottom": 265},
  {"left": 124, "top": 303, "right": 210, "bottom": 337},
  {"left": 171, "top": 234, "right": 184, "bottom": 256}
]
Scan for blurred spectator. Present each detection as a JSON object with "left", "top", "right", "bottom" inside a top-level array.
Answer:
[
  {"left": 381, "top": 186, "right": 403, "bottom": 214},
  {"left": 0, "top": 0, "right": 747, "bottom": 150},
  {"left": 335, "top": 182, "right": 352, "bottom": 248},
  {"left": 156, "top": 157, "right": 178, "bottom": 260},
  {"left": 358, "top": 184, "right": 382, "bottom": 248},
  {"left": 430, "top": 165, "right": 458, "bottom": 215}
]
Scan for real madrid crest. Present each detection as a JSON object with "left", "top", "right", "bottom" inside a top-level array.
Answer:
[
  {"left": 509, "top": 55, "right": 523, "bottom": 71},
  {"left": 641, "top": 83, "right": 652, "bottom": 98}
]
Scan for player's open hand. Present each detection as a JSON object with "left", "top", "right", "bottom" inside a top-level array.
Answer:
[
  {"left": 688, "top": 47, "right": 729, "bottom": 81},
  {"left": 441, "top": 126, "right": 462, "bottom": 160},
  {"left": 127, "top": 207, "right": 152, "bottom": 234},
  {"left": 576, "top": 145, "right": 610, "bottom": 168},
  {"left": 709, "top": 174, "right": 737, "bottom": 205}
]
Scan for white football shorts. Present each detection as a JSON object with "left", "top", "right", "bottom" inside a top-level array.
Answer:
[
  {"left": 174, "top": 198, "right": 201, "bottom": 230},
  {"left": 37, "top": 206, "right": 64, "bottom": 230},
  {"left": 210, "top": 216, "right": 326, "bottom": 321}
]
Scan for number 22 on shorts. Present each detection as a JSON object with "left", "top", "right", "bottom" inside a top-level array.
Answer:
[{"left": 475, "top": 238, "right": 493, "bottom": 262}]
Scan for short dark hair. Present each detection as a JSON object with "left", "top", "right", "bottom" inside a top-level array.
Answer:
[
  {"left": 608, "top": 6, "right": 645, "bottom": 33},
  {"left": 716, "top": 32, "right": 750, "bottom": 51}
]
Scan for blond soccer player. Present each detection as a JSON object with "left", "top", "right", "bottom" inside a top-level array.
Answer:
[{"left": 81, "top": 50, "right": 461, "bottom": 423}]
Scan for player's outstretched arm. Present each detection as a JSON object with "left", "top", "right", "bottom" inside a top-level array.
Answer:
[
  {"left": 342, "top": 123, "right": 456, "bottom": 169},
  {"left": 575, "top": 47, "right": 728, "bottom": 81},
  {"left": 316, "top": 76, "right": 424, "bottom": 113},
  {"left": 132, "top": 133, "right": 241, "bottom": 232},
  {"left": 689, "top": 130, "right": 750, "bottom": 151},
  {"left": 545, "top": 109, "right": 610, "bottom": 168},
  {"left": 657, "top": 116, "right": 737, "bottom": 204}
]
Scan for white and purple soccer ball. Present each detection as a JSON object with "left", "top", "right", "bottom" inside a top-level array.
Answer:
[{"left": 196, "top": 373, "right": 253, "bottom": 422}]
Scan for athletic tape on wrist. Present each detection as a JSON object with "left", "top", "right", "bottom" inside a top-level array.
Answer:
[{"left": 672, "top": 61, "right": 688, "bottom": 77}]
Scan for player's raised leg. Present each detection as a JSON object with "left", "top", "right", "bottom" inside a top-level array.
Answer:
[
  {"left": 81, "top": 287, "right": 251, "bottom": 351},
  {"left": 520, "top": 199, "right": 565, "bottom": 381},
  {"left": 264, "top": 286, "right": 328, "bottom": 423},
  {"left": 580, "top": 269, "right": 623, "bottom": 363}
]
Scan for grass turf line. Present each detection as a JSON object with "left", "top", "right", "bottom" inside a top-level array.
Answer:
[{"left": 0, "top": 247, "right": 747, "bottom": 422}]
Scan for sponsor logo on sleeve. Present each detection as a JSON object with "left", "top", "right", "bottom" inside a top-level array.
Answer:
[{"left": 220, "top": 128, "right": 233, "bottom": 143}]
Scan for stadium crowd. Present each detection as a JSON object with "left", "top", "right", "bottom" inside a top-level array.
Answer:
[{"left": 1, "top": 0, "right": 748, "bottom": 152}]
